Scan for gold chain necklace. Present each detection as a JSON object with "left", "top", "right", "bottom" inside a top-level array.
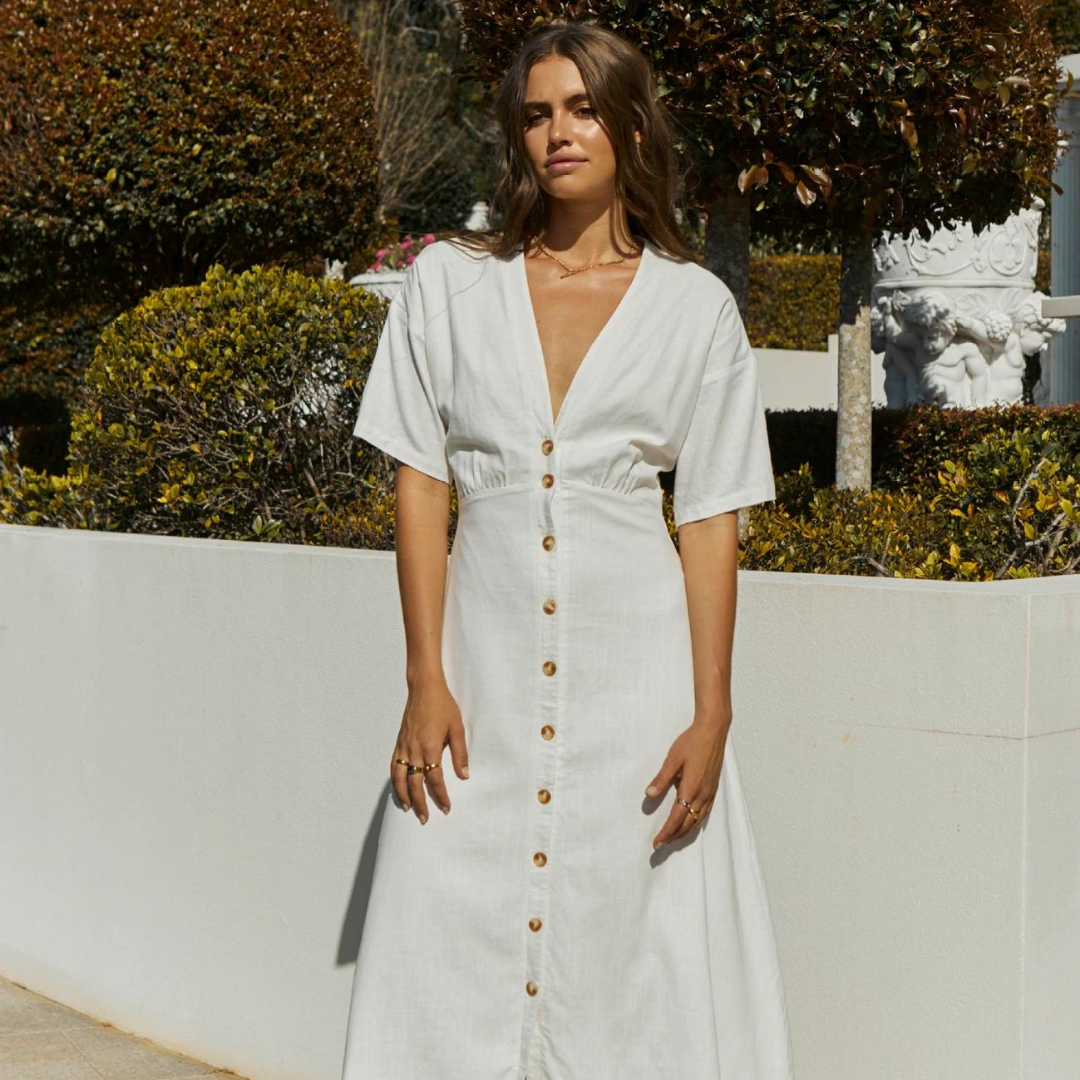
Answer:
[{"left": 536, "top": 240, "right": 643, "bottom": 279}]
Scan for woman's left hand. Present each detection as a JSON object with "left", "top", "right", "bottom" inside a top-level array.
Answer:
[{"left": 644, "top": 716, "right": 730, "bottom": 849}]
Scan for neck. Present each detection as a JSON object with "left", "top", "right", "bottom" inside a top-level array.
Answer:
[{"left": 537, "top": 205, "right": 638, "bottom": 262}]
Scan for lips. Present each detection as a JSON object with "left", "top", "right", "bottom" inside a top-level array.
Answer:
[{"left": 545, "top": 158, "right": 587, "bottom": 174}]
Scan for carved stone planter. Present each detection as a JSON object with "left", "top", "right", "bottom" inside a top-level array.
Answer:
[{"left": 871, "top": 197, "right": 1065, "bottom": 408}]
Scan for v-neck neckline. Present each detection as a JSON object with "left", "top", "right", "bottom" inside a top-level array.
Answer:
[{"left": 517, "top": 237, "right": 653, "bottom": 436}]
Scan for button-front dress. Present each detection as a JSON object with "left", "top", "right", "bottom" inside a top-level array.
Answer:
[{"left": 342, "top": 236, "right": 795, "bottom": 1080}]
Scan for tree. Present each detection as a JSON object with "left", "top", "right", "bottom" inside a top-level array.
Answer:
[{"left": 343, "top": 0, "right": 481, "bottom": 234}]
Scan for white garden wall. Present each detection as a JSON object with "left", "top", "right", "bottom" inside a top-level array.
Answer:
[
  {"left": 0, "top": 523, "right": 1077, "bottom": 1080},
  {"left": 755, "top": 336, "right": 891, "bottom": 411}
]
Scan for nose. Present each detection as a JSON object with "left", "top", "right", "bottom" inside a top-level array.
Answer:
[{"left": 547, "top": 108, "right": 571, "bottom": 147}]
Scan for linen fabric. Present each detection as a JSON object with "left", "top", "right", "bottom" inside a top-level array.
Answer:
[{"left": 342, "top": 236, "right": 795, "bottom": 1080}]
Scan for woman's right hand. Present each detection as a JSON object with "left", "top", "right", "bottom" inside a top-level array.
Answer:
[{"left": 390, "top": 677, "right": 469, "bottom": 823}]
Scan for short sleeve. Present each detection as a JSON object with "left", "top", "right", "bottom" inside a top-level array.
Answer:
[
  {"left": 352, "top": 260, "right": 450, "bottom": 484},
  {"left": 672, "top": 288, "right": 776, "bottom": 527}
]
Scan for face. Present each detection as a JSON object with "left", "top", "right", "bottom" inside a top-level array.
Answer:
[{"left": 521, "top": 54, "right": 639, "bottom": 203}]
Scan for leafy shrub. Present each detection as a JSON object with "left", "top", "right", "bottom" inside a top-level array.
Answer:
[
  {"left": 874, "top": 401, "right": 1080, "bottom": 490},
  {"left": 931, "top": 425, "right": 1080, "bottom": 578},
  {"left": 747, "top": 254, "right": 840, "bottom": 352},
  {"left": 1, "top": 265, "right": 400, "bottom": 544},
  {"left": 741, "top": 424, "right": 1080, "bottom": 579},
  {"left": 763, "top": 400, "right": 1080, "bottom": 490},
  {"left": 0, "top": 444, "right": 90, "bottom": 529}
]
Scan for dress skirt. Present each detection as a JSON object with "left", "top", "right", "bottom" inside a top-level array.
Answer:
[{"left": 340, "top": 482, "right": 795, "bottom": 1079}]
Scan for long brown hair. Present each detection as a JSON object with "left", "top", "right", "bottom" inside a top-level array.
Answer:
[{"left": 447, "top": 20, "right": 699, "bottom": 264}]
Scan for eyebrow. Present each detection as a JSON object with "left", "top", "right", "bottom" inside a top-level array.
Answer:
[{"left": 523, "top": 91, "right": 591, "bottom": 110}]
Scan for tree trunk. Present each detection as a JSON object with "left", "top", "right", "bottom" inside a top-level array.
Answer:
[
  {"left": 835, "top": 219, "right": 875, "bottom": 490},
  {"left": 703, "top": 186, "right": 751, "bottom": 321}
]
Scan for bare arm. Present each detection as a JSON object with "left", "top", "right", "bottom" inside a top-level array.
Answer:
[
  {"left": 389, "top": 463, "right": 469, "bottom": 823},
  {"left": 645, "top": 511, "right": 739, "bottom": 849},
  {"left": 394, "top": 464, "right": 451, "bottom": 689},
  {"left": 677, "top": 512, "right": 739, "bottom": 731}
]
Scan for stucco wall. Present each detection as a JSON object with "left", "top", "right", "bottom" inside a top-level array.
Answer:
[{"left": 1, "top": 524, "right": 1077, "bottom": 1080}]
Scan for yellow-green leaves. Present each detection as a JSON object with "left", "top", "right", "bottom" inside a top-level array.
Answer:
[{"left": 4, "top": 262, "right": 393, "bottom": 545}]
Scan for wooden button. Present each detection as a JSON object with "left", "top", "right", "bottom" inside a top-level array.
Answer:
[
  {"left": 540, "top": 725, "right": 555, "bottom": 740},
  {"left": 526, "top": 981, "right": 539, "bottom": 996},
  {"left": 533, "top": 851, "right": 547, "bottom": 866},
  {"left": 541, "top": 473, "right": 554, "bottom": 488},
  {"left": 542, "top": 535, "right": 555, "bottom": 550},
  {"left": 529, "top": 916, "right": 543, "bottom": 931},
  {"left": 537, "top": 788, "right": 551, "bottom": 804},
  {"left": 541, "top": 439, "right": 554, "bottom": 455},
  {"left": 542, "top": 598, "right": 556, "bottom": 614},
  {"left": 542, "top": 661, "right": 556, "bottom": 676}
]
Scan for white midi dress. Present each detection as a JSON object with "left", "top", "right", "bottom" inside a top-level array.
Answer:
[{"left": 342, "top": 236, "right": 795, "bottom": 1080}]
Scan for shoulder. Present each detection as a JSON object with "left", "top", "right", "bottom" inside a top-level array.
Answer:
[
  {"left": 409, "top": 237, "right": 495, "bottom": 275},
  {"left": 404, "top": 237, "right": 496, "bottom": 298},
  {"left": 647, "top": 243, "right": 735, "bottom": 322}
]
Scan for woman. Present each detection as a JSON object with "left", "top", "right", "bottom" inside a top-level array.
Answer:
[{"left": 342, "top": 20, "right": 795, "bottom": 1080}]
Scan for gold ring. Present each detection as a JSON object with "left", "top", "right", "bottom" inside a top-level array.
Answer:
[
  {"left": 406, "top": 764, "right": 423, "bottom": 775},
  {"left": 676, "top": 796, "right": 700, "bottom": 819},
  {"left": 423, "top": 762, "right": 442, "bottom": 772},
  {"left": 394, "top": 758, "right": 410, "bottom": 769}
]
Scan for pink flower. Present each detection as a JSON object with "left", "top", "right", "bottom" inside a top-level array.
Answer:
[
  {"left": 422, "top": 232, "right": 436, "bottom": 245},
  {"left": 406, "top": 253, "right": 416, "bottom": 264},
  {"left": 400, "top": 236, "right": 412, "bottom": 249},
  {"left": 376, "top": 247, "right": 387, "bottom": 258}
]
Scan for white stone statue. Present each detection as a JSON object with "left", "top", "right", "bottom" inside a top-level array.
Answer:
[{"left": 871, "top": 197, "right": 1066, "bottom": 407}]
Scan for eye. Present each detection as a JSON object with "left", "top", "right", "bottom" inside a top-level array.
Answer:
[{"left": 524, "top": 105, "right": 597, "bottom": 127}]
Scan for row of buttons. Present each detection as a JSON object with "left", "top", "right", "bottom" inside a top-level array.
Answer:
[{"left": 527, "top": 435, "right": 558, "bottom": 1003}]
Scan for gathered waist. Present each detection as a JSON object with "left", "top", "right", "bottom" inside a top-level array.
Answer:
[{"left": 456, "top": 476, "right": 662, "bottom": 514}]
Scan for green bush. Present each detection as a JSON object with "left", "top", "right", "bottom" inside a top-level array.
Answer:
[
  {"left": 0, "top": 444, "right": 90, "bottom": 530},
  {"left": 740, "top": 422, "right": 1080, "bottom": 579},
  {"left": 1, "top": 265, "right": 400, "bottom": 544},
  {"left": 760, "top": 400, "right": 1080, "bottom": 491},
  {"left": 747, "top": 254, "right": 840, "bottom": 352}
]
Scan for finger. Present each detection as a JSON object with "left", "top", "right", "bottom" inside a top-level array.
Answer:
[
  {"left": 391, "top": 746, "right": 411, "bottom": 811},
  {"left": 446, "top": 719, "right": 470, "bottom": 780},
  {"left": 407, "top": 742, "right": 429, "bottom": 823},
  {"left": 645, "top": 749, "right": 681, "bottom": 799},
  {"left": 672, "top": 783, "right": 711, "bottom": 840},
  {"left": 652, "top": 797, "right": 689, "bottom": 850},
  {"left": 688, "top": 792, "right": 716, "bottom": 835},
  {"left": 673, "top": 793, "right": 707, "bottom": 841},
  {"left": 423, "top": 744, "right": 451, "bottom": 814}
]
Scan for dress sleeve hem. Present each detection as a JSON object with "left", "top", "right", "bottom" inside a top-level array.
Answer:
[
  {"left": 673, "top": 481, "right": 776, "bottom": 529},
  {"left": 353, "top": 422, "right": 450, "bottom": 485}
]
